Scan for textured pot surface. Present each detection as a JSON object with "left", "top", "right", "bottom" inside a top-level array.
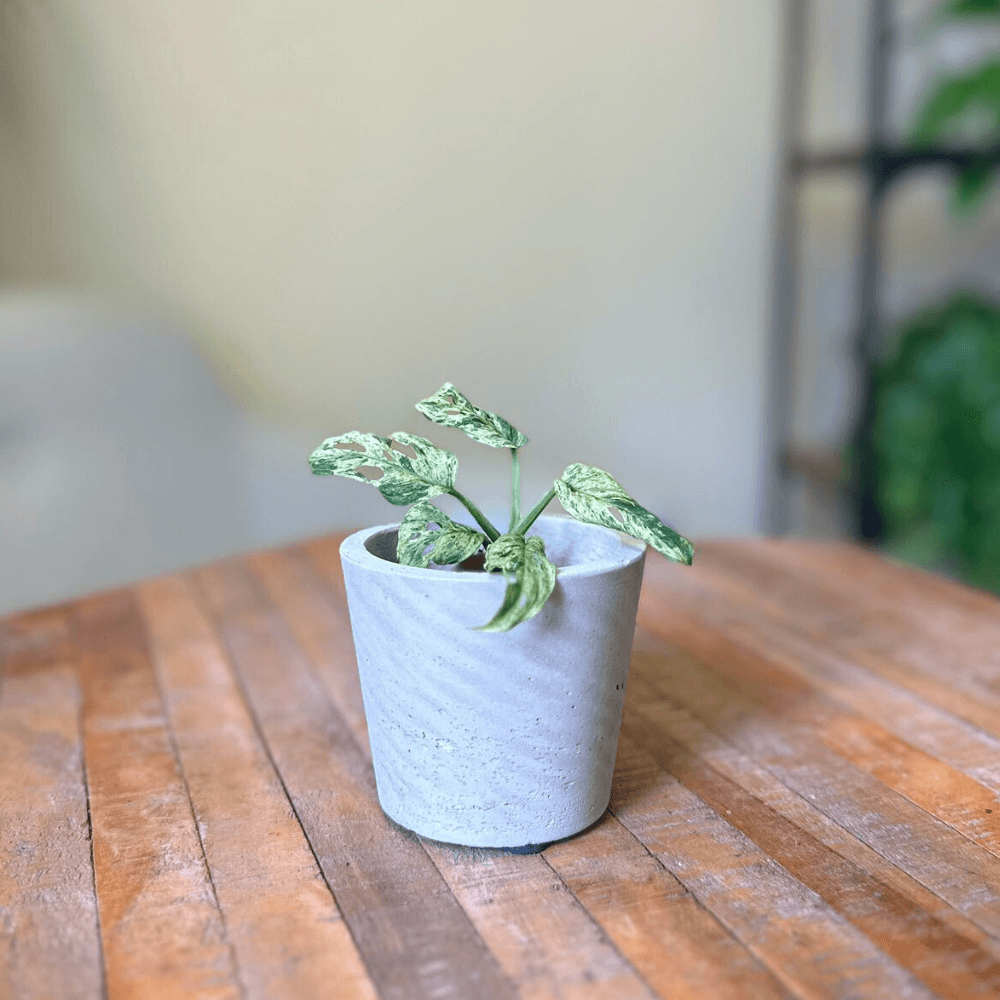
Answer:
[{"left": 340, "top": 516, "right": 646, "bottom": 848}]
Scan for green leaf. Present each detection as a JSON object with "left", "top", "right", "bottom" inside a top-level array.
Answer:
[
  {"left": 416, "top": 383, "right": 528, "bottom": 449},
  {"left": 554, "top": 463, "right": 694, "bottom": 565},
  {"left": 939, "top": 0, "right": 1000, "bottom": 19},
  {"left": 478, "top": 534, "right": 557, "bottom": 632},
  {"left": 954, "top": 157, "right": 997, "bottom": 212},
  {"left": 911, "top": 60, "right": 1000, "bottom": 147},
  {"left": 309, "top": 431, "right": 457, "bottom": 505},
  {"left": 397, "top": 501, "right": 487, "bottom": 568}
]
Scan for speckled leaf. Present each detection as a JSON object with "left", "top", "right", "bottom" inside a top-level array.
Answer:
[
  {"left": 416, "top": 383, "right": 528, "bottom": 449},
  {"left": 309, "top": 431, "right": 457, "bottom": 505},
  {"left": 397, "top": 501, "right": 486, "bottom": 568},
  {"left": 555, "top": 463, "right": 694, "bottom": 565},
  {"left": 478, "top": 533, "right": 556, "bottom": 632}
]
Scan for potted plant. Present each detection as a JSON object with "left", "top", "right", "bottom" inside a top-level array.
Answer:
[{"left": 310, "top": 384, "right": 693, "bottom": 850}]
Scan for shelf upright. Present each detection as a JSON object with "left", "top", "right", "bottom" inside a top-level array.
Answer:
[{"left": 766, "top": 0, "right": 1000, "bottom": 539}]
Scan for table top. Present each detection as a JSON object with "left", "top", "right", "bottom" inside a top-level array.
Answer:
[{"left": 3, "top": 535, "right": 1000, "bottom": 1000}]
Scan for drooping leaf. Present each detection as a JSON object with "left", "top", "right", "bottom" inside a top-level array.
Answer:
[
  {"left": 397, "top": 500, "right": 487, "bottom": 568},
  {"left": 554, "top": 463, "right": 694, "bottom": 565},
  {"left": 478, "top": 533, "right": 557, "bottom": 632},
  {"left": 416, "top": 383, "right": 528, "bottom": 449},
  {"left": 309, "top": 431, "right": 457, "bottom": 505}
]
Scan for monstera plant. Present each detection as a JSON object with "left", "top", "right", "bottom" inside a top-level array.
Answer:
[
  {"left": 310, "top": 383, "right": 693, "bottom": 850},
  {"left": 310, "top": 383, "right": 692, "bottom": 631}
]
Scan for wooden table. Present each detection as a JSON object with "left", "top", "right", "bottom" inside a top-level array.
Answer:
[{"left": 3, "top": 536, "right": 1000, "bottom": 1000}]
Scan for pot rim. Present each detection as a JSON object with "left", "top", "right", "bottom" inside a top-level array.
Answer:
[{"left": 340, "top": 514, "right": 645, "bottom": 582}]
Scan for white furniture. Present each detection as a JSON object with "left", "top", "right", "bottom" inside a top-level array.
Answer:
[{"left": 0, "top": 295, "right": 397, "bottom": 615}]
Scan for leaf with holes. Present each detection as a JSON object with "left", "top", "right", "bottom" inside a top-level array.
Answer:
[
  {"left": 554, "top": 463, "right": 694, "bottom": 564},
  {"left": 397, "top": 501, "right": 487, "bottom": 568},
  {"left": 478, "top": 533, "right": 557, "bottom": 632},
  {"left": 309, "top": 431, "right": 457, "bottom": 505},
  {"left": 416, "top": 383, "right": 528, "bottom": 449}
]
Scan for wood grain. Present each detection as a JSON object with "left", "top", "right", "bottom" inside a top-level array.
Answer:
[
  {"left": 0, "top": 611, "right": 103, "bottom": 1000},
  {"left": 75, "top": 590, "right": 241, "bottom": 1000},
  {"left": 609, "top": 734, "right": 938, "bottom": 1000},
  {"left": 543, "top": 813, "right": 795, "bottom": 1000},
  {"left": 625, "top": 689, "right": 1000, "bottom": 998},
  {"left": 137, "top": 575, "right": 378, "bottom": 1000},
  {"left": 282, "top": 537, "right": 792, "bottom": 1000},
  {"left": 4, "top": 535, "right": 1000, "bottom": 999},
  {"left": 191, "top": 559, "right": 518, "bottom": 1000},
  {"left": 628, "top": 622, "right": 1000, "bottom": 941},
  {"left": 252, "top": 544, "right": 662, "bottom": 1000}
]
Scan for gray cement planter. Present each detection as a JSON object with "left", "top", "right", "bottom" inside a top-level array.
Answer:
[{"left": 340, "top": 515, "right": 645, "bottom": 849}]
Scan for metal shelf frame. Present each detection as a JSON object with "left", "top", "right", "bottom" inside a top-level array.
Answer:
[{"left": 763, "top": 0, "right": 1000, "bottom": 539}]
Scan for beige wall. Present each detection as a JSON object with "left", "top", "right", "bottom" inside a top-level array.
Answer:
[{"left": 1, "top": 1, "right": 782, "bottom": 535}]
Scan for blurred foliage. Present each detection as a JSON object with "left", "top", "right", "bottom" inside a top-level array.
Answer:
[
  {"left": 938, "top": 0, "right": 1000, "bottom": 17},
  {"left": 912, "top": 2, "right": 1000, "bottom": 211},
  {"left": 874, "top": 294, "right": 1000, "bottom": 591},
  {"left": 873, "top": 0, "right": 1000, "bottom": 594}
]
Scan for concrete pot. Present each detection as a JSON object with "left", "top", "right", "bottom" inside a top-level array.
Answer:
[{"left": 339, "top": 515, "right": 646, "bottom": 849}]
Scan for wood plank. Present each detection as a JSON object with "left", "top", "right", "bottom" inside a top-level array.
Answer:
[
  {"left": 0, "top": 612, "right": 103, "bottom": 1000},
  {"left": 626, "top": 628, "right": 1000, "bottom": 943},
  {"left": 817, "top": 713, "right": 1000, "bottom": 858},
  {"left": 638, "top": 558, "right": 1000, "bottom": 856},
  {"left": 609, "top": 735, "right": 938, "bottom": 1000},
  {"left": 297, "top": 533, "right": 943, "bottom": 998},
  {"left": 543, "top": 814, "right": 796, "bottom": 1000},
  {"left": 192, "top": 558, "right": 518, "bottom": 1000},
  {"left": 248, "top": 544, "right": 369, "bottom": 757},
  {"left": 646, "top": 565, "right": 1000, "bottom": 797},
  {"left": 623, "top": 686, "right": 1000, "bottom": 997},
  {"left": 421, "top": 841, "right": 658, "bottom": 1000},
  {"left": 286, "top": 550, "right": 936, "bottom": 996},
  {"left": 136, "top": 575, "right": 378, "bottom": 1000},
  {"left": 679, "top": 544, "right": 1000, "bottom": 738},
  {"left": 283, "top": 537, "right": 801, "bottom": 1000},
  {"left": 74, "top": 590, "right": 242, "bottom": 1000},
  {"left": 749, "top": 539, "right": 1000, "bottom": 620},
  {"left": 251, "top": 544, "right": 668, "bottom": 1000},
  {"left": 717, "top": 540, "right": 1000, "bottom": 698}
]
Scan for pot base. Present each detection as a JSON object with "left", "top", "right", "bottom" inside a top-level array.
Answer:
[{"left": 382, "top": 809, "right": 554, "bottom": 853}]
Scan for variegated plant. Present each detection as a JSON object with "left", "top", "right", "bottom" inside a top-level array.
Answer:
[{"left": 309, "top": 384, "right": 693, "bottom": 632}]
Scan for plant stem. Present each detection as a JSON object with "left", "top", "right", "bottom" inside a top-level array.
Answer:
[
  {"left": 512, "top": 487, "right": 556, "bottom": 535},
  {"left": 509, "top": 448, "right": 521, "bottom": 532},
  {"left": 449, "top": 488, "right": 501, "bottom": 542}
]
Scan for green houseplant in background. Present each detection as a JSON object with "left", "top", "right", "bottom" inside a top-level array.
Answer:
[
  {"left": 873, "top": 0, "right": 1000, "bottom": 590},
  {"left": 912, "top": 0, "right": 1000, "bottom": 212},
  {"left": 874, "top": 295, "right": 1000, "bottom": 588}
]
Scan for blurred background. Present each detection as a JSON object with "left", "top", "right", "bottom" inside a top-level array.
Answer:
[{"left": 1, "top": 0, "right": 998, "bottom": 615}]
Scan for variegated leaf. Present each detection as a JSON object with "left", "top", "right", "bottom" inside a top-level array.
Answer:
[
  {"left": 397, "top": 500, "right": 486, "bottom": 568},
  {"left": 478, "top": 533, "right": 557, "bottom": 632},
  {"left": 309, "top": 431, "right": 457, "bottom": 505},
  {"left": 554, "top": 463, "right": 694, "bottom": 565},
  {"left": 416, "top": 383, "right": 528, "bottom": 449}
]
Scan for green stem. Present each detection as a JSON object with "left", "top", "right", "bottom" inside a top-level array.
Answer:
[
  {"left": 512, "top": 487, "right": 556, "bottom": 535},
  {"left": 509, "top": 448, "right": 521, "bottom": 533},
  {"left": 449, "top": 488, "right": 501, "bottom": 542}
]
